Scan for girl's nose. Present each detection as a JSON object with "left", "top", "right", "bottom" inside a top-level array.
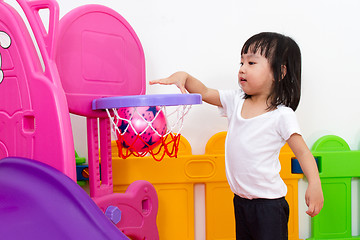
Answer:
[
  {"left": 238, "top": 69, "right": 244, "bottom": 79},
  {"left": 239, "top": 65, "right": 245, "bottom": 74}
]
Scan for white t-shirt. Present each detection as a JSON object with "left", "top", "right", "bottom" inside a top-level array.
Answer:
[{"left": 219, "top": 88, "right": 301, "bottom": 199}]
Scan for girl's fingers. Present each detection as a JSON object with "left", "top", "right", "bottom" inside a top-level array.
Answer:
[
  {"left": 149, "top": 79, "right": 187, "bottom": 94},
  {"left": 149, "top": 79, "right": 165, "bottom": 85},
  {"left": 306, "top": 204, "right": 315, "bottom": 217},
  {"left": 179, "top": 86, "right": 187, "bottom": 94},
  {"left": 149, "top": 78, "right": 174, "bottom": 85}
]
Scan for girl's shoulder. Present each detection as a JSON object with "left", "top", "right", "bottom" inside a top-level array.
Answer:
[
  {"left": 276, "top": 104, "right": 296, "bottom": 114},
  {"left": 274, "top": 105, "right": 298, "bottom": 121},
  {"left": 219, "top": 88, "right": 244, "bottom": 99}
]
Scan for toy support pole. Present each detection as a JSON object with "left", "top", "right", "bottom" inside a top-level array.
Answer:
[{"left": 87, "top": 117, "right": 113, "bottom": 198}]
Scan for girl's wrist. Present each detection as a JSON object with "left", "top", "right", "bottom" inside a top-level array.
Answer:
[{"left": 307, "top": 176, "right": 321, "bottom": 186}]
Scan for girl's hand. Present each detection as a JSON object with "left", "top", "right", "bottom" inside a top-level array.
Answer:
[
  {"left": 150, "top": 71, "right": 221, "bottom": 106},
  {"left": 305, "top": 182, "right": 324, "bottom": 217},
  {"left": 287, "top": 134, "right": 324, "bottom": 217},
  {"left": 149, "top": 71, "right": 189, "bottom": 94}
]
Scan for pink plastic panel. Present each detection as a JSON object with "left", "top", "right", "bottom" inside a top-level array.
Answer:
[
  {"left": 93, "top": 180, "right": 159, "bottom": 240},
  {"left": 55, "top": 5, "right": 146, "bottom": 117},
  {"left": 0, "top": 0, "right": 76, "bottom": 181}
]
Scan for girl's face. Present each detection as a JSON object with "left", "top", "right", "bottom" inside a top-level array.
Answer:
[{"left": 238, "top": 51, "right": 274, "bottom": 98}]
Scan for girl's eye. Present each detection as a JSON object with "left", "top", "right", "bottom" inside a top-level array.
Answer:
[
  {"left": 249, "top": 62, "right": 256, "bottom": 65},
  {"left": 240, "top": 62, "right": 243, "bottom": 66}
]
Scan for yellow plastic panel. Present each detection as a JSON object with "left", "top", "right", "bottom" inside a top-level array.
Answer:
[
  {"left": 206, "top": 182, "right": 235, "bottom": 240},
  {"left": 111, "top": 132, "right": 303, "bottom": 240},
  {"left": 156, "top": 183, "right": 194, "bottom": 240},
  {"left": 285, "top": 178, "right": 301, "bottom": 240},
  {"left": 280, "top": 143, "right": 303, "bottom": 240}
]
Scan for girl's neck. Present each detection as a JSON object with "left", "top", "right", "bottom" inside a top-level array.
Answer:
[
  {"left": 241, "top": 96, "right": 274, "bottom": 119},
  {"left": 249, "top": 93, "right": 272, "bottom": 107}
]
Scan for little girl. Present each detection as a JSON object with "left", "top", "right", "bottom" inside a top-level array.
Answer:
[{"left": 150, "top": 32, "right": 323, "bottom": 240}]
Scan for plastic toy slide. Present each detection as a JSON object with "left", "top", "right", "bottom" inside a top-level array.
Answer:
[{"left": 0, "top": 157, "right": 130, "bottom": 240}]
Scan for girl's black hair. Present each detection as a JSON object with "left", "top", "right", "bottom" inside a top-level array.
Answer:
[{"left": 241, "top": 32, "right": 302, "bottom": 111}]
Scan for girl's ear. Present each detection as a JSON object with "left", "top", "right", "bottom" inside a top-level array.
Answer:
[{"left": 281, "top": 65, "right": 287, "bottom": 79}]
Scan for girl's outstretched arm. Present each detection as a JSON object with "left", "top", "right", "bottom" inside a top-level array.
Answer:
[
  {"left": 287, "top": 133, "right": 324, "bottom": 217},
  {"left": 149, "top": 71, "right": 222, "bottom": 107}
]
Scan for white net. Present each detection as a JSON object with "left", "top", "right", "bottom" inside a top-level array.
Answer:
[{"left": 106, "top": 104, "right": 192, "bottom": 160}]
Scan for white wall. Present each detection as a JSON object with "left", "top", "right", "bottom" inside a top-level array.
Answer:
[
  {"left": 64, "top": 0, "right": 360, "bottom": 155},
  {"left": 68, "top": 1, "right": 360, "bottom": 151},
  {"left": 8, "top": 0, "right": 360, "bottom": 239},
  {"left": 59, "top": 0, "right": 360, "bottom": 239}
]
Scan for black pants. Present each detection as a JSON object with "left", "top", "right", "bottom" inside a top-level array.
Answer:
[{"left": 233, "top": 194, "right": 289, "bottom": 240}]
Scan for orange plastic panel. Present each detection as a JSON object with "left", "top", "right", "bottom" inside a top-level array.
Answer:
[{"left": 111, "top": 132, "right": 303, "bottom": 240}]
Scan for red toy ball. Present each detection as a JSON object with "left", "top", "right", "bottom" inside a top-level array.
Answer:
[{"left": 116, "top": 106, "right": 167, "bottom": 152}]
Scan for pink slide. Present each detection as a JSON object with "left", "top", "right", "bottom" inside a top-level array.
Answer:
[
  {"left": 0, "top": 157, "right": 130, "bottom": 240},
  {"left": 0, "top": 0, "right": 159, "bottom": 239}
]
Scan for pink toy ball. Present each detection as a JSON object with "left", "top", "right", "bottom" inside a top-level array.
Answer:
[{"left": 116, "top": 106, "right": 167, "bottom": 152}]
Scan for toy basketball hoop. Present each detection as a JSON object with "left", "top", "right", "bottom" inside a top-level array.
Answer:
[{"left": 92, "top": 94, "right": 202, "bottom": 161}]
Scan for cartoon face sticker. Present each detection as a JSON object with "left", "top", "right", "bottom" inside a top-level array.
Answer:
[{"left": 0, "top": 31, "right": 11, "bottom": 84}]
